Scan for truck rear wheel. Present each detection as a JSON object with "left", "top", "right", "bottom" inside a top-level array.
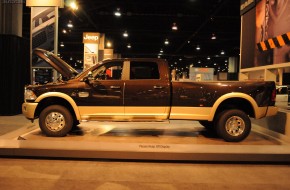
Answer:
[
  {"left": 39, "top": 105, "right": 73, "bottom": 137},
  {"left": 215, "top": 109, "right": 251, "bottom": 142}
]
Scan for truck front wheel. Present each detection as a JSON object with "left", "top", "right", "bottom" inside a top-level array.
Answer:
[
  {"left": 39, "top": 105, "right": 73, "bottom": 137},
  {"left": 215, "top": 109, "right": 251, "bottom": 142}
]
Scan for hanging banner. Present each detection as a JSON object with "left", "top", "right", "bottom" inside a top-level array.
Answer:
[
  {"left": 240, "top": 0, "right": 256, "bottom": 15},
  {"left": 31, "top": 7, "right": 55, "bottom": 67},
  {"left": 254, "top": 0, "right": 290, "bottom": 66}
]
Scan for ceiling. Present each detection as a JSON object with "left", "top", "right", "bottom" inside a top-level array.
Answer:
[{"left": 23, "top": 0, "right": 241, "bottom": 73}]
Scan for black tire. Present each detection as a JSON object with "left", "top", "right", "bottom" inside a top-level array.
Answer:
[
  {"left": 39, "top": 105, "right": 73, "bottom": 137},
  {"left": 215, "top": 109, "right": 251, "bottom": 142},
  {"left": 199, "top": 121, "right": 214, "bottom": 130},
  {"left": 74, "top": 120, "right": 80, "bottom": 126},
  {"left": 72, "top": 119, "right": 80, "bottom": 130}
]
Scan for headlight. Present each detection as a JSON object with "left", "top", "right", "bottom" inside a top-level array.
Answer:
[{"left": 24, "top": 88, "right": 37, "bottom": 101}]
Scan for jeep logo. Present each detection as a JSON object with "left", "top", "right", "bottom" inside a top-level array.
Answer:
[{"left": 83, "top": 32, "right": 100, "bottom": 43}]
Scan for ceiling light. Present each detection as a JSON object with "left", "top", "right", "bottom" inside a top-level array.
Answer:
[
  {"left": 211, "top": 33, "right": 216, "bottom": 40},
  {"left": 123, "top": 31, "right": 128, "bottom": 37},
  {"left": 114, "top": 8, "right": 121, "bottom": 17},
  {"left": 127, "top": 43, "right": 131, "bottom": 48},
  {"left": 164, "top": 39, "right": 169, "bottom": 45},
  {"left": 62, "top": 29, "right": 67, "bottom": 34},
  {"left": 160, "top": 49, "right": 163, "bottom": 53},
  {"left": 106, "top": 41, "right": 112, "bottom": 48},
  {"left": 172, "top": 23, "right": 178, "bottom": 31},
  {"left": 220, "top": 50, "right": 225, "bottom": 55},
  {"left": 67, "top": 21, "right": 73, "bottom": 28},
  {"left": 196, "top": 45, "right": 200, "bottom": 50},
  {"left": 60, "top": 42, "right": 64, "bottom": 47},
  {"left": 70, "top": 2, "right": 78, "bottom": 10},
  {"left": 207, "top": 56, "right": 211, "bottom": 60}
]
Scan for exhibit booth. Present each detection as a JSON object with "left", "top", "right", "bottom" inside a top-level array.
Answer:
[{"left": 0, "top": 0, "right": 290, "bottom": 162}]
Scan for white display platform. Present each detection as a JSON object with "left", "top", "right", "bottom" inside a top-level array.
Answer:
[{"left": 0, "top": 120, "right": 290, "bottom": 162}]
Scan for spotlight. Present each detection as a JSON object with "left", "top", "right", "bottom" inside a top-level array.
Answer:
[
  {"left": 67, "top": 21, "right": 73, "bottom": 28},
  {"left": 114, "top": 8, "right": 121, "bottom": 17},
  {"left": 164, "top": 39, "right": 169, "bottom": 45},
  {"left": 172, "top": 23, "right": 178, "bottom": 31},
  {"left": 123, "top": 31, "right": 128, "bottom": 37}
]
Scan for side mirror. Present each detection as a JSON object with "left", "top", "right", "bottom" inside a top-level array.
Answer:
[{"left": 83, "top": 72, "right": 94, "bottom": 84}]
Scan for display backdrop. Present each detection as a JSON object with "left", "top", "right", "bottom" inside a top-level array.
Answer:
[{"left": 240, "top": 0, "right": 290, "bottom": 69}]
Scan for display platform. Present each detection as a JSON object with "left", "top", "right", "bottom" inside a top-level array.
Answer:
[{"left": 0, "top": 115, "right": 290, "bottom": 162}]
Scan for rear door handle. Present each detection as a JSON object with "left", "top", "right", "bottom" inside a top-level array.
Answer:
[
  {"left": 154, "top": 86, "right": 163, "bottom": 89},
  {"left": 110, "top": 86, "right": 121, "bottom": 89}
]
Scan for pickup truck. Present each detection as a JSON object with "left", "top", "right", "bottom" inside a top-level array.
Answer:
[{"left": 22, "top": 49, "right": 278, "bottom": 142}]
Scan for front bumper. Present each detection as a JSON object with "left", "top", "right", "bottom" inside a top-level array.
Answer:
[{"left": 22, "top": 102, "right": 38, "bottom": 120}]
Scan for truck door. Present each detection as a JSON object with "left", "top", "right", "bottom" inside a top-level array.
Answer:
[
  {"left": 78, "top": 61, "right": 124, "bottom": 120},
  {"left": 124, "top": 61, "right": 171, "bottom": 120}
]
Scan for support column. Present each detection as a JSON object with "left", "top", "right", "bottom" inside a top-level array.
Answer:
[{"left": 0, "top": 2, "right": 22, "bottom": 36}]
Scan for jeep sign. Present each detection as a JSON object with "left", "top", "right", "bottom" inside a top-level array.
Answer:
[{"left": 83, "top": 32, "right": 100, "bottom": 44}]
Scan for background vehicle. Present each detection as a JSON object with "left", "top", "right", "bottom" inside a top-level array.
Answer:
[{"left": 22, "top": 49, "right": 278, "bottom": 142}]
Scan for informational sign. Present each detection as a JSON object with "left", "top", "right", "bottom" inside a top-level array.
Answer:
[
  {"left": 84, "top": 44, "right": 98, "bottom": 70},
  {"left": 83, "top": 32, "right": 100, "bottom": 70}
]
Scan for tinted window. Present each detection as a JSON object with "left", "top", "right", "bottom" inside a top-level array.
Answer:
[{"left": 130, "top": 61, "right": 160, "bottom": 79}]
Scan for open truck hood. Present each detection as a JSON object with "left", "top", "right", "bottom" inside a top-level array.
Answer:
[{"left": 33, "top": 48, "right": 79, "bottom": 80}]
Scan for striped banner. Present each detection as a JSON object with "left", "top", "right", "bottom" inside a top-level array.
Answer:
[{"left": 257, "top": 32, "right": 290, "bottom": 51}]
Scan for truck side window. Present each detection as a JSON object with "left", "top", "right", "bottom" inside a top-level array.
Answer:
[
  {"left": 92, "top": 61, "right": 123, "bottom": 80},
  {"left": 130, "top": 61, "right": 160, "bottom": 79}
]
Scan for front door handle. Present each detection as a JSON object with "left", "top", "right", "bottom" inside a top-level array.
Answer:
[
  {"left": 110, "top": 86, "right": 121, "bottom": 89},
  {"left": 154, "top": 86, "right": 163, "bottom": 89}
]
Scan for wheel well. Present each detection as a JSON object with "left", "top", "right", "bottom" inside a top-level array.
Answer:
[
  {"left": 35, "top": 97, "right": 77, "bottom": 120},
  {"left": 215, "top": 98, "right": 254, "bottom": 118}
]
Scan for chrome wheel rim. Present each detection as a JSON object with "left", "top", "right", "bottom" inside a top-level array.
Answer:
[
  {"left": 225, "top": 116, "right": 245, "bottom": 137},
  {"left": 45, "top": 112, "right": 65, "bottom": 132}
]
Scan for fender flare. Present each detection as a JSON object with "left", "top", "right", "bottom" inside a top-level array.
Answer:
[
  {"left": 35, "top": 92, "right": 81, "bottom": 120},
  {"left": 208, "top": 92, "right": 259, "bottom": 121}
]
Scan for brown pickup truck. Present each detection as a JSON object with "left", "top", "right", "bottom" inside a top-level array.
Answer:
[{"left": 22, "top": 49, "right": 278, "bottom": 142}]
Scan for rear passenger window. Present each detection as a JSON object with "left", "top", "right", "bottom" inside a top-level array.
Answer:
[{"left": 130, "top": 61, "right": 160, "bottom": 79}]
